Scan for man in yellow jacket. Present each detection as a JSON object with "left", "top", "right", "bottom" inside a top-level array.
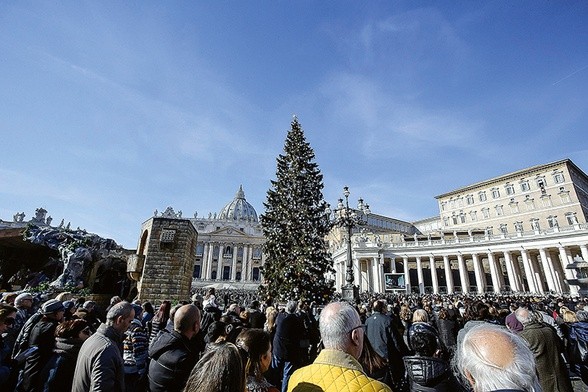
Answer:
[{"left": 287, "top": 301, "right": 392, "bottom": 392}]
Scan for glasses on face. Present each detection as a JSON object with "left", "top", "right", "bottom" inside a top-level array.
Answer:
[
  {"left": 3, "top": 317, "right": 15, "bottom": 326},
  {"left": 81, "top": 327, "right": 92, "bottom": 335},
  {"left": 348, "top": 324, "right": 366, "bottom": 334}
]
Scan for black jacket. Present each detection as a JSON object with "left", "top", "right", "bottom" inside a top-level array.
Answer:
[
  {"left": 40, "top": 337, "right": 84, "bottom": 392},
  {"left": 272, "top": 312, "right": 303, "bottom": 362},
  {"left": 436, "top": 319, "right": 458, "bottom": 352},
  {"left": 403, "top": 355, "right": 464, "bottom": 392},
  {"left": 148, "top": 331, "right": 200, "bottom": 392},
  {"left": 19, "top": 319, "right": 59, "bottom": 392}
]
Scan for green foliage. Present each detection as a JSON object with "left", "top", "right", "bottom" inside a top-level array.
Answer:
[{"left": 259, "top": 117, "right": 335, "bottom": 304}]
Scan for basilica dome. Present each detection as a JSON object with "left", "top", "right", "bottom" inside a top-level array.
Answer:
[{"left": 218, "top": 186, "right": 258, "bottom": 222}]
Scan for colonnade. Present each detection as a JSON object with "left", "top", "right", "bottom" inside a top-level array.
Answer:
[
  {"left": 332, "top": 233, "right": 588, "bottom": 295},
  {"left": 200, "top": 242, "right": 263, "bottom": 282}
]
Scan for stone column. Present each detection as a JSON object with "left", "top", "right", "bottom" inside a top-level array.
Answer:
[
  {"left": 487, "top": 252, "right": 501, "bottom": 293},
  {"left": 457, "top": 253, "right": 470, "bottom": 293},
  {"left": 503, "top": 251, "right": 520, "bottom": 292},
  {"left": 217, "top": 244, "right": 224, "bottom": 280},
  {"left": 443, "top": 255, "right": 454, "bottom": 294},
  {"left": 231, "top": 244, "right": 238, "bottom": 280},
  {"left": 581, "top": 245, "right": 588, "bottom": 263},
  {"left": 560, "top": 246, "right": 578, "bottom": 295},
  {"left": 539, "top": 248, "right": 558, "bottom": 292},
  {"left": 520, "top": 249, "right": 538, "bottom": 293},
  {"left": 201, "top": 242, "right": 209, "bottom": 279},
  {"left": 529, "top": 253, "right": 547, "bottom": 293},
  {"left": 390, "top": 256, "right": 396, "bottom": 273},
  {"left": 416, "top": 256, "right": 424, "bottom": 294},
  {"left": 379, "top": 254, "right": 386, "bottom": 292},
  {"left": 403, "top": 256, "right": 411, "bottom": 293},
  {"left": 429, "top": 255, "right": 439, "bottom": 294},
  {"left": 547, "top": 250, "right": 565, "bottom": 293},
  {"left": 240, "top": 245, "right": 248, "bottom": 282},
  {"left": 206, "top": 243, "right": 215, "bottom": 279},
  {"left": 472, "top": 253, "right": 485, "bottom": 294}
]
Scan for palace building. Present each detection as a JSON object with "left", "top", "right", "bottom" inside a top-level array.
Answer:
[{"left": 329, "top": 158, "right": 588, "bottom": 295}]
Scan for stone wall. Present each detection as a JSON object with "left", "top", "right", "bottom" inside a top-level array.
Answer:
[{"left": 137, "top": 217, "right": 197, "bottom": 304}]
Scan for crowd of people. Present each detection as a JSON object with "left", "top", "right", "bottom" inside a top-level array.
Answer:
[{"left": 0, "top": 286, "right": 587, "bottom": 391}]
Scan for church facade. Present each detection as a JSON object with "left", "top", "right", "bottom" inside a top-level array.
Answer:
[{"left": 189, "top": 186, "right": 265, "bottom": 290}]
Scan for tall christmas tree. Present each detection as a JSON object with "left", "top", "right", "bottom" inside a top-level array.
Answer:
[{"left": 259, "top": 117, "right": 334, "bottom": 304}]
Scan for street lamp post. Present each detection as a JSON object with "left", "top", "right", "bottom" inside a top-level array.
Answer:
[{"left": 326, "top": 186, "right": 370, "bottom": 303}]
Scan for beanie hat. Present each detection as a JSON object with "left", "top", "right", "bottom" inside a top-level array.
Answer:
[
  {"left": 15, "top": 292, "right": 33, "bottom": 306},
  {"left": 83, "top": 301, "right": 96, "bottom": 309},
  {"left": 63, "top": 300, "right": 75, "bottom": 311},
  {"left": 42, "top": 299, "right": 65, "bottom": 315},
  {"left": 131, "top": 304, "right": 143, "bottom": 318}
]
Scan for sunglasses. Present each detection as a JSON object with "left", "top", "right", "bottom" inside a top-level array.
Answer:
[
  {"left": 3, "top": 317, "right": 15, "bottom": 325},
  {"left": 347, "top": 324, "right": 366, "bottom": 334}
]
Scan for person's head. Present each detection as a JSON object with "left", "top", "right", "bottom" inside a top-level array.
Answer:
[
  {"left": 514, "top": 307, "right": 537, "bottom": 325},
  {"left": 412, "top": 308, "right": 429, "bottom": 323},
  {"left": 250, "top": 300, "right": 260, "bottom": 310},
  {"left": 228, "top": 303, "right": 240, "bottom": 314},
  {"left": 410, "top": 329, "right": 438, "bottom": 357},
  {"left": 561, "top": 307, "right": 578, "bottom": 323},
  {"left": 174, "top": 304, "right": 201, "bottom": 339},
  {"left": 285, "top": 300, "right": 298, "bottom": 314},
  {"left": 320, "top": 301, "right": 364, "bottom": 359},
  {"left": 577, "top": 310, "right": 588, "bottom": 322},
  {"left": 109, "top": 296, "right": 122, "bottom": 306},
  {"left": 142, "top": 301, "right": 154, "bottom": 315},
  {"left": 372, "top": 300, "right": 386, "bottom": 314},
  {"left": 55, "top": 292, "right": 73, "bottom": 302},
  {"left": 55, "top": 319, "right": 92, "bottom": 341},
  {"left": 456, "top": 323, "right": 541, "bottom": 392},
  {"left": 15, "top": 292, "right": 33, "bottom": 308},
  {"left": 0, "top": 304, "right": 17, "bottom": 334},
  {"left": 106, "top": 301, "right": 135, "bottom": 333},
  {"left": 184, "top": 342, "right": 245, "bottom": 392},
  {"left": 1, "top": 292, "right": 17, "bottom": 305},
  {"left": 235, "top": 328, "right": 272, "bottom": 381},
  {"left": 437, "top": 307, "right": 449, "bottom": 320},
  {"left": 63, "top": 300, "right": 76, "bottom": 315},
  {"left": 206, "top": 321, "right": 228, "bottom": 344},
  {"left": 131, "top": 304, "right": 143, "bottom": 320},
  {"left": 154, "top": 300, "right": 172, "bottom": 322},
  {"left": 83, "top": 300, "right": 96, "bottom": 312},
  {"left": 206, "top": 288, "right": 215, "bottom": 298},
  {"left": 262, "top": 307, "right": 275, "bottom": 331},
  {"left": 41, "top": 299, "right": 66, "bottom": 322}
]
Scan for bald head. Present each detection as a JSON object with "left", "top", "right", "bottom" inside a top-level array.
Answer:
[
  {"left": 468, "top": 327, "right": 514, "bottom": 369},
  {"left": 457, "top": 323, "right": 540, "bottom": 391},
  {"left": 174, "top": 304, "right": 201, "bottom": 338}
]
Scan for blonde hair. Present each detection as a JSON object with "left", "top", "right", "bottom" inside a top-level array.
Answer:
[
  {"left": 412, "top": 309, "right": 429, "bottom": 323},
  {"left": 561, "top": 307, "right": 578, "bottom": 323}
]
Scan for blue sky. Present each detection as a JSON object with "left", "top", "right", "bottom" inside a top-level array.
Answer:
[{"left": 1, "top": 1, "right": 587, "bottom": 248}]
